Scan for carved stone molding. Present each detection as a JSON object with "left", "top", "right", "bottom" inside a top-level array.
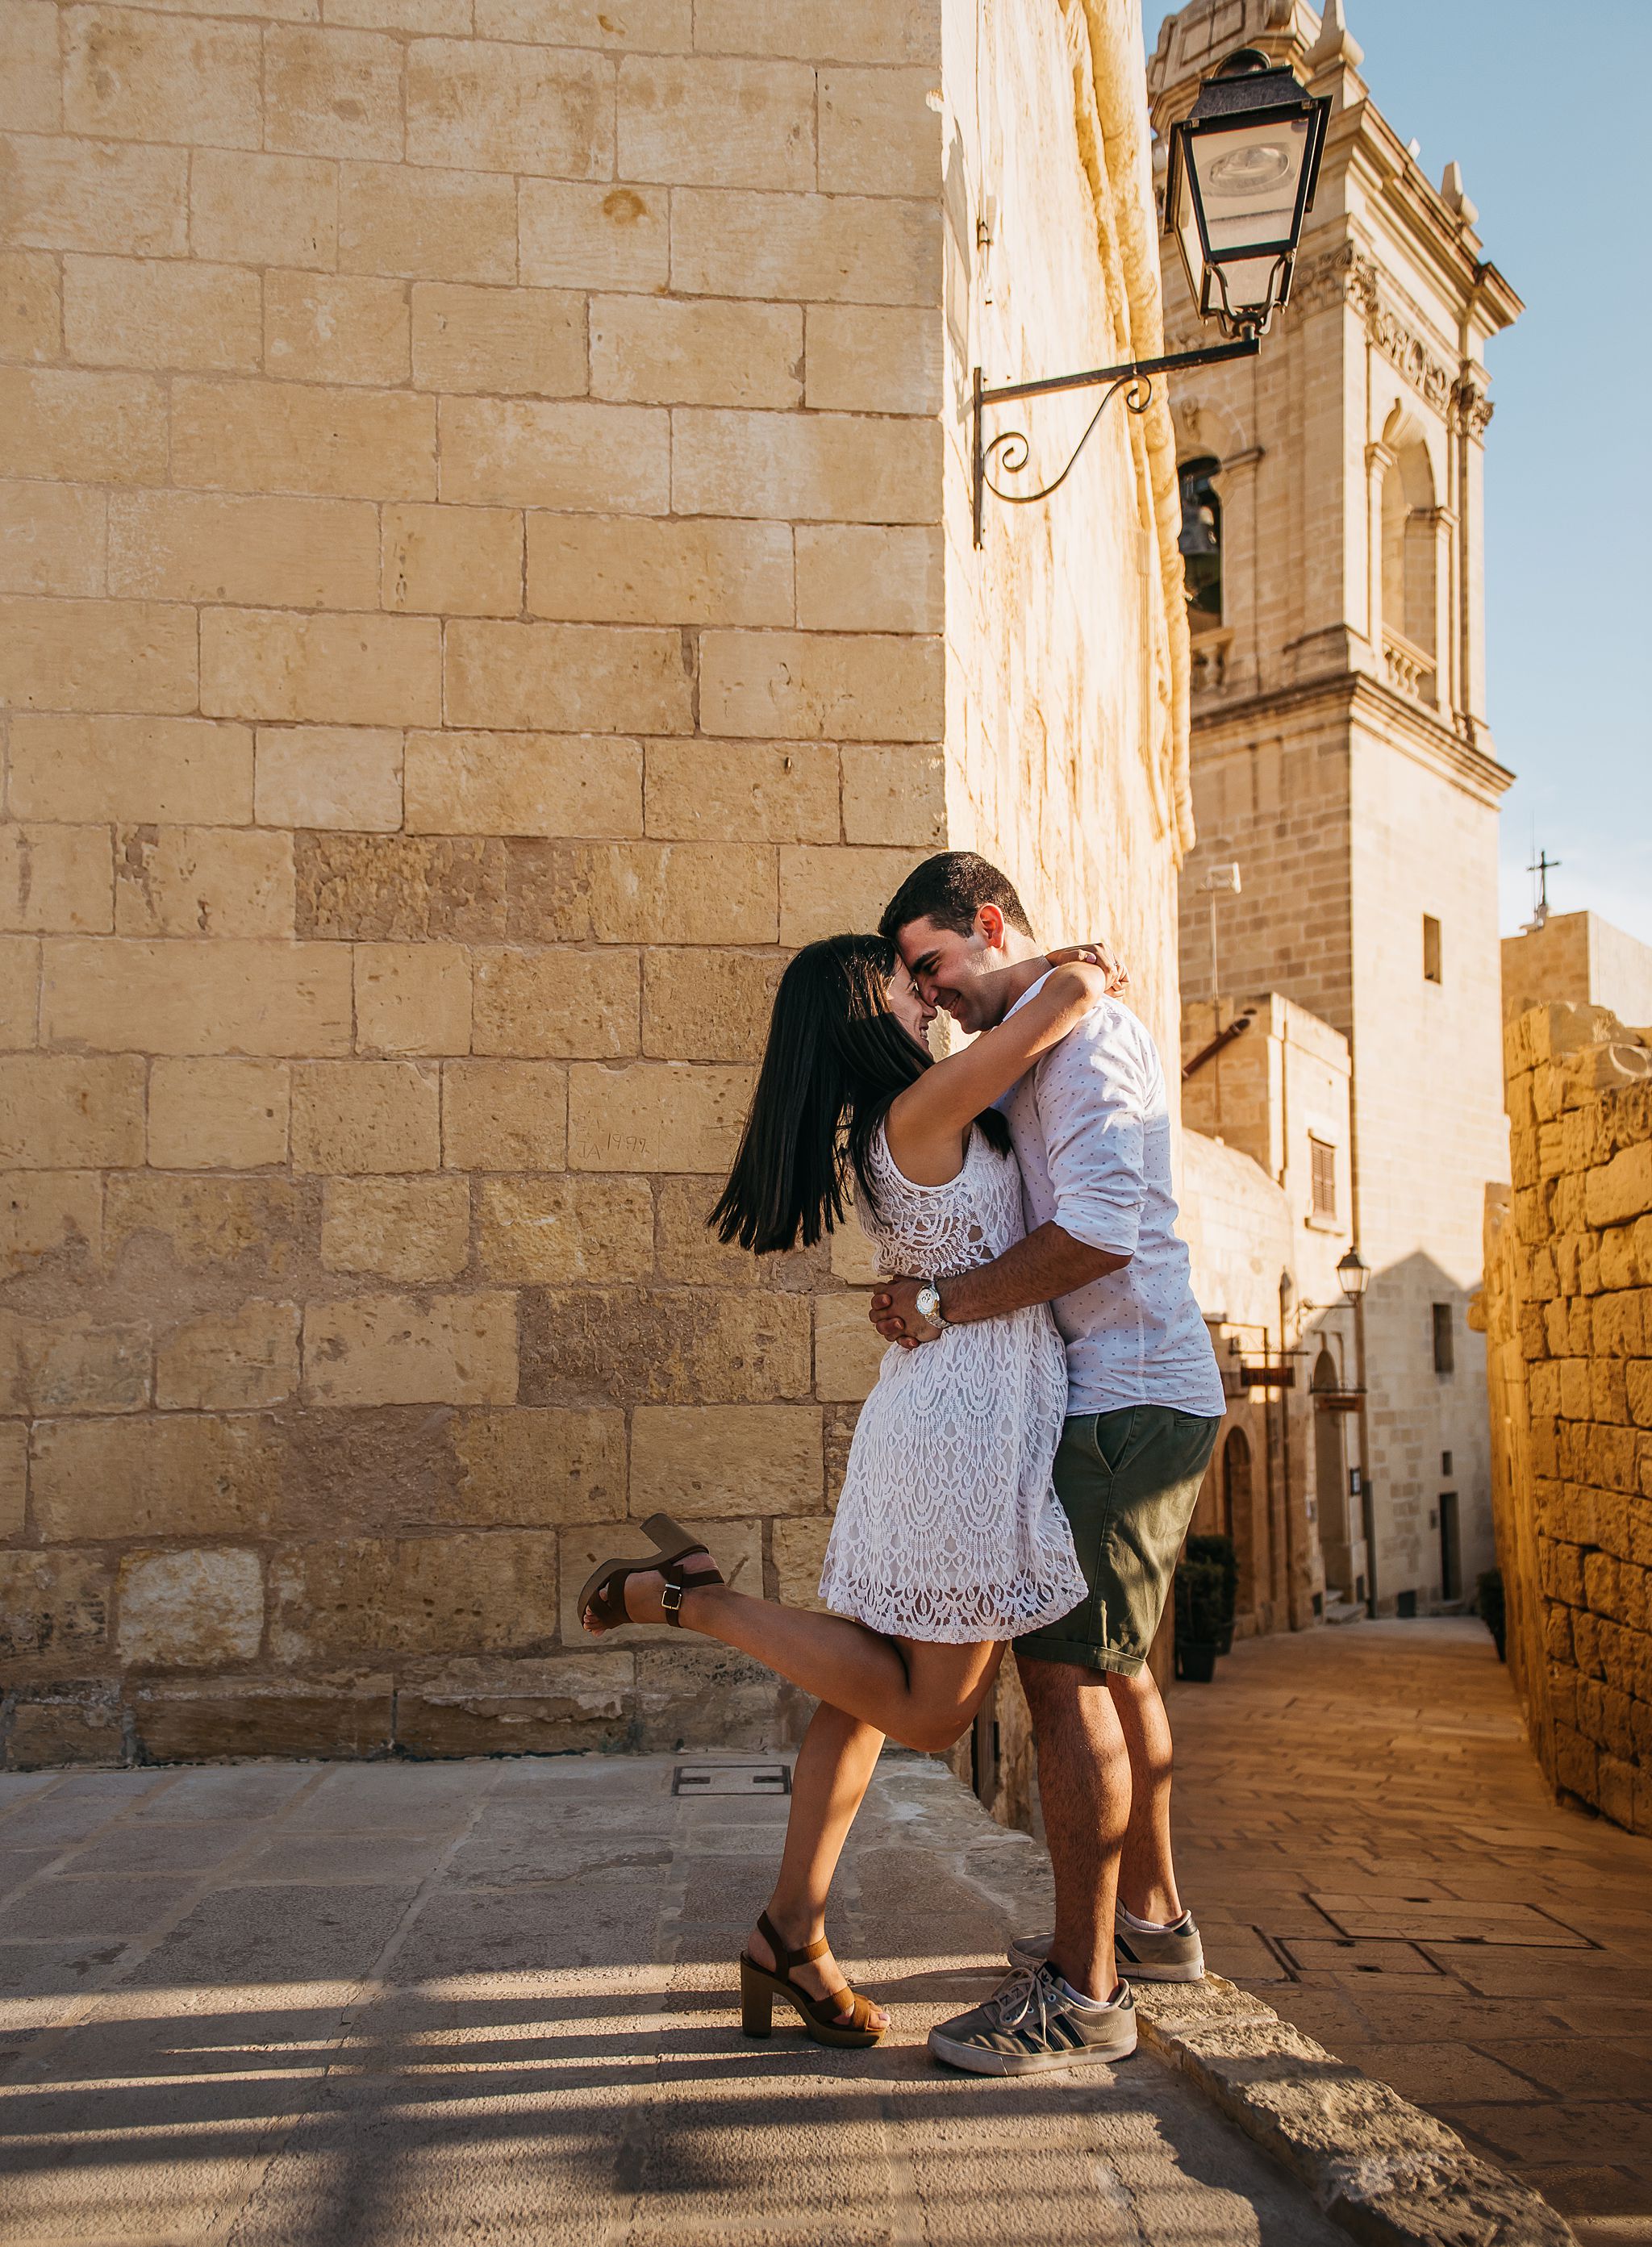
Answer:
[
  {"left": 1291, "top": 240, "right": 1378, "bottom": 317},
  {"left": 1451, "top": 373, "right": 1495, "bottom": 437},
  {"left": 1367, "top": 295, "right": 1453, "bottom": 414}
]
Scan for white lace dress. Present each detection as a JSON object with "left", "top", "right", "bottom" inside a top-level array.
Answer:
[{"left": 817, "top": 1122, "right": 1087, "bottom": 1643}]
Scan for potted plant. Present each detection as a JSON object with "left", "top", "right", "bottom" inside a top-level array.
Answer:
[
  {"left": 1174, "top": 1550, "right": 1229, "bottom": 1682},
  {"left": 1184, "top": 1533, "right": 1238, "bottom": 1654}
]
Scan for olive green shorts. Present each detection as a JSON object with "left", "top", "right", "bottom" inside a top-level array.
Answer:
[{"left": 1015, "top": 1406, "right": 1223, "bottom": 1677}]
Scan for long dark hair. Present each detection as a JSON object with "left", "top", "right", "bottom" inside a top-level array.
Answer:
[{"left": 710, "top": 933, "right": 1011, "bottom": 1254}]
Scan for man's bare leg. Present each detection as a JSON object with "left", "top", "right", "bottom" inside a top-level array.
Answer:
[
  {"left": 1016, "top": 1654, "right": 1129, "bottom": 2001},
  {"left": 1108, "top": 1666, "right": 1183, "bottom": 1924}
]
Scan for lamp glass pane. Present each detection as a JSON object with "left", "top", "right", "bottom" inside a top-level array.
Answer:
[
  {"left": 1212, "top": 252, "right": 1283, "bottom": 319},
  {"left": 1170, "top": 150, "right": 1207, "bottom": 308},
  {"left": 1191, "top": 114, "right": 1310, "bottom": 256}
]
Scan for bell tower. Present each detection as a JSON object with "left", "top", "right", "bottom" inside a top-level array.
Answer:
[{"left": 1150, "top": 0, "right": 1522, "bottom": 1614}]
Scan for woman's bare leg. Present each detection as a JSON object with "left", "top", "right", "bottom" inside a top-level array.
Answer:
[
  {"left": 745, "top": 1702, "right": 889, "bottom": 2028},
  {"left": 588, "top": 1558, "right": 1003, "bottom": 1753}
]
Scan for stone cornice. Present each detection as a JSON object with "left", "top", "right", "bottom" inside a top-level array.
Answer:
[{"left": 1189, "top": 669, "right": 1515, "bottom": 807}]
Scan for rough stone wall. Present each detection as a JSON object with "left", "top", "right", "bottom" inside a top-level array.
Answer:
[
  {"left": 1479, "top": 1003, "right": 1652, "bottom": 1836},
  {"left": 1, "top": 0, "right": 1186, "bottom": 1770}
]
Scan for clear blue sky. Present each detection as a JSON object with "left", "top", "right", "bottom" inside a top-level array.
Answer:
[{"left": 1145, "top": 1, "right": 1652, "bottom": 943}]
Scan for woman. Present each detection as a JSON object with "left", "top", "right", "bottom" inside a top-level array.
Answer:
[{"left": 579, "top": 934, "right": 1113, "bottom": 2049}]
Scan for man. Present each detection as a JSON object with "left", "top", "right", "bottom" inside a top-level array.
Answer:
[{"left": 873, "top": 851, "right": 1225, "bottom": 2077}]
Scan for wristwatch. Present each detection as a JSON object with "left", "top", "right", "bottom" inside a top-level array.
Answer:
[{"left": 915, "top": 1278, "right": 949, "bottom": 1329}]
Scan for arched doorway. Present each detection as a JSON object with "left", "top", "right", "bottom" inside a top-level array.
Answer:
[
  {"left": 1312, "top": 1346, "right": 1350, "bottom": 1599},
  {"left": 1220, "top": 1425, "right": 1255, "bottom": 1620}
]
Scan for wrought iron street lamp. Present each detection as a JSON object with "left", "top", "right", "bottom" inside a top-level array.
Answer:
[
  {"left": 971, "top": 47, "right": 1331, "bottom": 545},
  {"left": 1336, "top": 1247, "right": 1370, "bottom": 1301}
]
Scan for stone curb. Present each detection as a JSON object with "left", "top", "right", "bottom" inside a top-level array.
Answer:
[{"left": 1132, "top": 1974, "right": 1576, "bottom": 2247}]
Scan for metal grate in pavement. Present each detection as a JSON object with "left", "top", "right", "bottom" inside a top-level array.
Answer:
[{"left": 671, "top": 1762, "right": 792, "bottom": 1796}]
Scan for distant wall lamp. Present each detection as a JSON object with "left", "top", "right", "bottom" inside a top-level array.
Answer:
[{"left": 971, "top": 48, "right": 1330, "bottom": 545}]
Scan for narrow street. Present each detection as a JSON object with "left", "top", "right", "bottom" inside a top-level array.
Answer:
[{"left": 1172, "top": 1618, "right": 1652, "bottom": 2237}]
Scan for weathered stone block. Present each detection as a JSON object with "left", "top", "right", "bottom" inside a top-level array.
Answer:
[
  {"left": 0, "top": 1419, "right": 26, "bottom": 1537},
  {"left": 0, "top": 1549, "right": 110, "bottom": 1662},
  {"left": 115, "top": 824, "right": 294, "bottom": 940},
  {"left": 0, "top": 932, "right": 39, "bottom": 1048},
  {"left": 354, "top": 943, "right": 473, "bottom": 1057},
  {"left": 641, "top": 948, "right": 784, "bottom": 1064},
  {"left": 478, "top": 1174, "right": 653, "bottom": 1283},
  {"left": 630, "top": 1406, "right": 822, "bottom": 1520},
  {"left": 31, "top": 1413, "right": 282, "bottom": 1540},
  {"left": 1587, "top": 1144, "right": 1652, "bottom": 1229},
  {"left": 591, "top": 296, "right": 800, "bottom": 409},
  {"left": 0, "top": 1309, "right": 147, "bottom": 1414},
  {"left": 321, "top": 1174, "right": 471, "bottom": 1282},
  {"left": 442, "top": 1058, "right": 565, "bottom": 1172},
  {"left": 701, "top": 632, "right": 944, "bottom": 742},
  {"left": 643, "top": 741, "right": 837, "bottom": 843},
  {"left": 64, "top": 252, "right": 261, "bottom": 374},
  {"left": 0, "top": 1053, "right": 146, "bottom": 1167},
  {"left": 65, "top": 6, "right": 261, "bottom": 148},
  {"left": 0, "top": 366, "right": 163, "bottom": 485},
  {"left": 617, "top": 56, "right": 813, "bottom": 189},
  {"left": 257, "top": 727, "right": 403, "bottom": 834},
  {"left": 795, "top": 523, "right": 943, "bottom": 633},
  {"left": 302, "top": 1290, "right": 517, "bottom": 1406},
  {"left": 772, "top": 1516, "right": 832, "bottom": 1610},
  {"left": 156, "top": 1300, "right": 301, "bottom": 1411},
  {"left": 11, "top": 713, "right": 252, "bottom": 824},
  {"left": 778, "top": 844, "right": 920, "bottom": 945},
  {"left": 527, "top": 515, "right": 793, "bottom": 628},
  {"left": 439, "top": 398, "right": 668, "bottom": 513},
  {"left": 653, "top": 1173, "right": 820, "bottom": 1290},
  {"left": 692, "top": 0, "right": 938, "bottom": 65},
  {"left": 520, "top": 1286, "right": 811, "bottom": 1405},
  {"left": 673, "top": 408, "right": 939, "bottom": 525},
  {"left": 105, "top": 1174, "right": 302, "bottom": 1270},
  {"left": 173, "top": 377, "right": 436, "bottom": 503},
  {"left": 407, "top": 732, "right": 642, "bottom": 839},
  {"left": 192, "top": 147, "right": 335, "bottom": 268},
  {"left": 7, "top": 134, "right": 182, "bottom": 262},
  {"left": 818, "top": 67, "right": 940, "bottom": 197},
  {"left": 109, "top": 489, "right": 381, "bottom": 612},
  {"left": 202, "top": 608, "right": 441, "bottom": 727},
  {"left": 6, "top": 1696, "right": 123, "bottom": 1768},
  {"left": 132, "top": 1678, "right": 394, "bottom": 1761},
  {"left": 411, "top": 282, "right": 586, "bottom": 399},
  {"left": 2, "top": 3, "right": 60, "bottom": 135},
  {"left": 518, "top": 178, "right": 670, "bottom": 293},
  {"left": 340, "top": 158, "right": 517, "bottom": 285},
  {"left": 507, "top": 840, "right": 776, "bottom": 947},
  {"left": 296, "top": 833, "right": 507, "bottom": 943},
  {"left": 293, "top": 1059, "right": 442, "bottom": 1173},
  {"left": 265, "top": 24, "right": 404, "bottom": 160},
  {"left": 568, "top": 1061, "right": 752, "bottom": 1173},
  {"left": 558, "top": 1515, "right": 759, "bottom": 1641},
  {"left": 0, "top": 1170, "right": 102, "bottom": 1278},
  {"left": 0, "top": 822, "right": 109, "bottom": 937},
  {"left": 814, "top": 1292, "right": 886, "bottom": 1403},
  {"left": 383, "top": 502, "right": 524, "bottom": 618},
  {"left": 116, "top": 1547, "right": 264, "bottom": 1666},
  {"left": 265, "top": 271, "right": 411, "bottom": 388},
  {"left": 841, "top": 745, "right": 947, "bottom": 849},
  {"left": 269, "top": 1530, "right": 556, "bottom": 1657},
  {"left": 0, "top": 479, "right": 105, "bottom": 598},
  {"left": 450, "top": 1407, "right": 625, "bottom": 1526},
  {"left": 445, "top": 619, "right": 690, "bottom": 733},
  {"left": 803, "top": 306, "right": 942, "bottom": 417},
  {"left": 472, "top": 947, "right": 637, "bottom": 1060},
  {"left": 406, "top": 37, "right": 612, "bottom": 177},
  {"left": 394, "top": 1652, "right": 634, "bottom": 1755},
  {"left": 0, "top": 592, "right": 195, "bottom": 714},
  {"left": 670, "top": 189, "right": 941, "bottom": 306}
]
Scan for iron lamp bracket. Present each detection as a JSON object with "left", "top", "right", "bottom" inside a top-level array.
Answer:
[{"left": 970, "top": 333, "right": 1261, "bottom": 548}]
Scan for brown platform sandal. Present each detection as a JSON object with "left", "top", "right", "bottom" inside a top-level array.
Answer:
[
  {"left": 578, "top": 1513, "right": 724, "bottom": 1632},
  {"left": 740, "top": 1911, "right": 885, "bottom": 2048}
]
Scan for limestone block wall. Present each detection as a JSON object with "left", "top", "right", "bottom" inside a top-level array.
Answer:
[
  {"left": 1480, "top": 1003, "right": 1652, "bottom": 1836},
  {"left": 0, "top": 0, "right": 1187, "bottom": 1770}
]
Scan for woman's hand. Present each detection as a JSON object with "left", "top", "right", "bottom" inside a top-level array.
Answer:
[{"left": 1045, "top": 940, "right": 1129, "bottom": 995}]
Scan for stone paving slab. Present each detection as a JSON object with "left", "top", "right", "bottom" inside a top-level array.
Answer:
[
  {"left": 1167, "top": 1619, "right": 1652, "bottom": 2241},
  {"left": 1, "top": 1752, "right": 1356, "bottom": 2247}
]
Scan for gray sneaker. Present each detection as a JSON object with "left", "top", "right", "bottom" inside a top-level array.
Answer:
[
  {"left": 927, "top": 1962, "right": 1137, "bottom": 2077},
  {"left": 1008, "top": 1910, "right": 1204, "bottom": 1984}
]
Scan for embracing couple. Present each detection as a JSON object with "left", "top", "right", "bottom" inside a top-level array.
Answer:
[{"left": 580, "top": 851, "right": 1224, "bottom": 2076}]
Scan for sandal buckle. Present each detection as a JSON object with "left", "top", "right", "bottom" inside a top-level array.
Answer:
[{"left": 661, "top": 1578, "right": 684, "bottom": 1624}]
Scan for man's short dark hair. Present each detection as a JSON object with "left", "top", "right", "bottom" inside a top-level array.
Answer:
[{"left": 878, "top": 852, "right": 1035, "bottom": 944}]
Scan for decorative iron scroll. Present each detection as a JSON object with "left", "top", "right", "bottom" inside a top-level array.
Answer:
[{"left": 979, "top": 375, "right": 1155, "bottom": 511}]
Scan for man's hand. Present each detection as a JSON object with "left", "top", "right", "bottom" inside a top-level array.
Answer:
[
  {"left": 870, "top": 1275, "right": 941, "bottom": 1351},
  {"left": 1045, "top": 940, "right": 1129, "bottom": 996}
]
